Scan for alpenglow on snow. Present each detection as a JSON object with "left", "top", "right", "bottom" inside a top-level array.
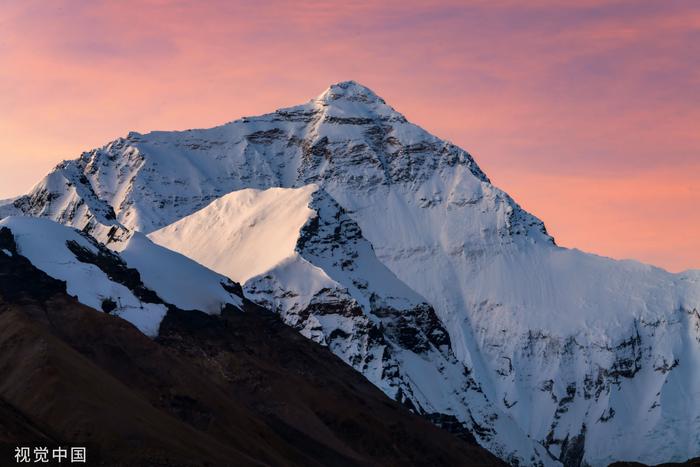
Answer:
[{"left": 2, "top": 81, "right": 699, "bottom": 467}]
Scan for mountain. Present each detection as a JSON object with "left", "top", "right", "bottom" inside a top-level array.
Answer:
[
  {"left": 2, "top": 80, "right": 699, "bottom": 466},
  {"left": 0, "top": 221, "right": 502, "bottom": 466}
]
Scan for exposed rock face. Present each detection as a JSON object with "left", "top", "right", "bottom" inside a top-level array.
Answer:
[
  {"left": 243, "top": 187, "right": 482, "bottom": 426},
  {"left": 2, "top": 81, "right": 700, "bottom": 466}
]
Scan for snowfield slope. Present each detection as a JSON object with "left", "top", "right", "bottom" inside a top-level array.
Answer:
[{"left": 2, "top": 81, "right": 699, "bottom": 466}]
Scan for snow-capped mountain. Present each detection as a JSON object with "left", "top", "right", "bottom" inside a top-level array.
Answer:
[
  {"left": 2, "top": 81, "right": 699, "bottom": 466},
  {"left": 0, "top": 216, "right": 243, "bottom": 336}
]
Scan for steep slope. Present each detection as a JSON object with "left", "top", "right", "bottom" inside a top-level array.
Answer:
[
  {"left": 3, "top": 81, "right": 699, "bottom": 466},
  {"left": 0, "top": 224, "right": 503, "bottom": 467}
]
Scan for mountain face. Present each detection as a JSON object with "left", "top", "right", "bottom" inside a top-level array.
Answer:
[
  {"left": 2, "top": 80, "right": 699, "bottom": 466},
  {"left": 0, "top": 225, "right": 502, "bottom": 467}
]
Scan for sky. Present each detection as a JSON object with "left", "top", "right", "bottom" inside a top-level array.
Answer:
[{"left": 0, "top": 0, "right": 698, "bottom": 272}]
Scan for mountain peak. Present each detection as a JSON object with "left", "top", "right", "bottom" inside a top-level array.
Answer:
[
  {"left": 315, "top": 80, "right": 387, "bottom": 106},
  {"left": 311, "top": 80, "right": 404, "bottom": 121}
]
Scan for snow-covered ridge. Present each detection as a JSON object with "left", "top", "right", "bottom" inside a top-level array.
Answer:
[
  {"left": 2, "top": 80, "right": 699, "bottom": 466},
  {"left": 150, "top": 185, "right": 319, "bottom": 284},
  {"left": 0, "top": 217, "right": 243, "bottom": 336},
  {"left": 149, "top": 184, "right": 429, "bottom": 313}
]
